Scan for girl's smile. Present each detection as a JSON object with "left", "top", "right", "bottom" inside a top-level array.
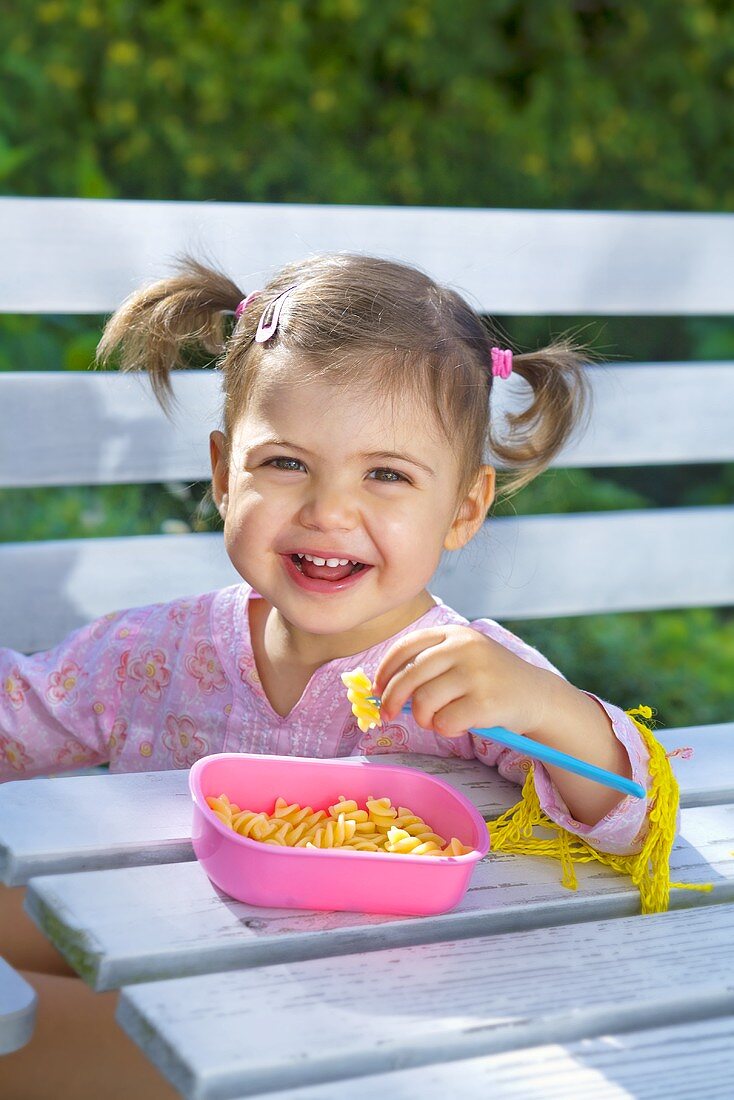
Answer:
[{"left": 281, "top": 550, "right": 373, "bottom": 592}]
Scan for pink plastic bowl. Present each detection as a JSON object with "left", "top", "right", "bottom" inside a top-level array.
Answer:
[{"left": 189, "top": 753, "right": 490, "bottom": 916}]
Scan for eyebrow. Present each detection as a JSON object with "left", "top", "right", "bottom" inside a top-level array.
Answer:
[{"left": 248, "top": 438, "right": 436, "bottom": 477}]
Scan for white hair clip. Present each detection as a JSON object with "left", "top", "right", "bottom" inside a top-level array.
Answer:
[{"left": 254, "top": 284, "right": 298, "bottom": 343}]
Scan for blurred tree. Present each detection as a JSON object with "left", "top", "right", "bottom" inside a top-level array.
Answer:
[{"left": 1, "top": 0, "right": 733, "bottom": 210}]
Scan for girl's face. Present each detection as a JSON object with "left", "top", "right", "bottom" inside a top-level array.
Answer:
[{"left": 210, "top": 361, "right": 494, "bottom": 661}]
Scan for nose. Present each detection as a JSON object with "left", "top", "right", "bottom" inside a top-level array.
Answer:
[{"left": 298, "top": 483, "right": 359, "bottom": 532}]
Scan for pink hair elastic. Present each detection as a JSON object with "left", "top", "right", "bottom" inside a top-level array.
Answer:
[
  {"left": 234, "top": 291, "right": 260, "bottom": 319},
  {"left": 490, "top": 347, "right": 513, "bottom": 379},
  {"left": 255, "top": 284, "right": 299, "bottom": 343}
]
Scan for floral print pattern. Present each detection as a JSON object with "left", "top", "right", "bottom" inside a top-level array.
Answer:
[
  {"left": 185, "top": 641, "right": 226, "bottom": 694},
  {"left": 126, "top": 647, "right": 171, "bottom": 699},
  {"left": 0, "top": 733, "right": 33, "bottom": 774},
  {"left": 161, "top": 713, "right": 208, "bottom": 768},
  {"left": 46, "top": 660, "right": 84, "bottom": 705},
  {"left": 107, "top": 718, "right": 128, "bottom": 761},
  {"left": 358, "top": 724, "right": 410, "bottom": 754},
  {"left": 115, "top": 650, "right": 131, "bottom": 684},
  {"left": 89, "top": 610, "right": 121, "bottom": 639},
  {"left": 54, "top": 738, "right": 99, "bottom": 769},
  {"left": 3, "top": 667, "right": 30, "bottom": 710}
]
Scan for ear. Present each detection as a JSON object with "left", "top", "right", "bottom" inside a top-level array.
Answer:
[
  {"left": 209, "top": 431, "right": 229, "bottom": 517},
  {"left": 444, "top": 465, "right": 496, "bottom": 551}
]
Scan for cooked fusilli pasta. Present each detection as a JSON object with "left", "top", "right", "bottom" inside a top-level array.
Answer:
[
  {"left": 340, "top": 667, "right": 382, "bottom": 731},
  {"left": 205, "top": 792, "right": 474, "bottom": 856}
]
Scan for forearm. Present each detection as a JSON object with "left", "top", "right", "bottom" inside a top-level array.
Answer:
[{"left": 527, "top": 670, "right": 634, "bottom": 827}]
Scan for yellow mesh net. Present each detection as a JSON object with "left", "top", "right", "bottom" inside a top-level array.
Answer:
[{"left": 485, "top": 705, "right": 713, "bottom": 914}]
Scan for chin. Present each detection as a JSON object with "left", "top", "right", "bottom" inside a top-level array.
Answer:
[{"left": 287, "top": 604, "right": 364, "bottom": 630}]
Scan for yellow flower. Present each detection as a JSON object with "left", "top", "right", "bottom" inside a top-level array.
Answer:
[
  {"left": 38, "top": 2, "right": 65, "bottom": 24},
  {"left": 310, "top": 89, "right": 337, "bottom": 113},
  {"left": 108, "top": 41, "right": 139, "bottom": 66}
]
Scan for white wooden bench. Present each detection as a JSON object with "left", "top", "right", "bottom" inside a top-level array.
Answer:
[
  {"left": 2, "top": 199, "right": 734, "bottom": 643},
  {"left": 1, "top": 198, "right": 733, "bottom": 1082}
]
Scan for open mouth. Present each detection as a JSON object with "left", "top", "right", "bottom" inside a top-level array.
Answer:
[{"left": 290, "top": 554, "right": 366, "bottom": 577}]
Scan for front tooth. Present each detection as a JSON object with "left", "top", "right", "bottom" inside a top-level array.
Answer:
[{"left": 302, "top": 554, "right": 351, "bottom": 566}]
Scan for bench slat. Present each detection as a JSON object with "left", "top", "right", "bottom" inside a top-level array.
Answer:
[
  {"left": 1, "top": 732, "right": 728, "bottom": 885},
  {"left": 1, "top": 506, "right": 732, "bottom": 652},
  {"left": 1, "top": 364, "right": 734, "bottom": 488},
  {"left": 0, "top": 371, "right": 222, "bottom": 488},
  {"left": 436, "top": 505, "right": 734, "bottom": 620},
  {"left": 0, "top": 532, "right": 237, "bottom": 653},
  {"left": 24, "top": 802, "right": 732, "bottom": 991},
  {"left": 4, "top": 198, "right": 734, "bottom": 315},
  {"left": 260, "top": 1016, "right": 734, "bottom": 1100},
  {"left": 115, "top": 904, "right": 734, "bottom": 1098}
]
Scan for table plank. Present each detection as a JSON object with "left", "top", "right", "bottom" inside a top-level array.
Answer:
[
  {"left": 260, "top": 1016, "right": 734, "bottom": 1100},
  {"left": 653, "top": 723, "right": 734, "bottom": 807},
  {"left": 0, "top": 756, "right": 538, "bottom": 886},
  {"left": 1, "top": 729, "right": 726, "bottom": 886},
  {"left": 116, "top": 903, "right": 734, "bottom": 1099},
  {"left": 0, "top": 957, "right": 37, "bottom": 1056},
  {"left": 25, "top": 803, "right": 732, "bottom": 990},
  {"left": 0, "top": 770, "right": 195, "bottom": 886}
]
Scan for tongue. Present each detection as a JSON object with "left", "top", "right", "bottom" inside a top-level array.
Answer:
[{"left": 300, "top": 558, "right": 356, "bottom": 581}]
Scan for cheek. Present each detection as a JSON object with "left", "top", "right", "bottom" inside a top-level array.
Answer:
[
  {"left": 378, "top": 503, "right": 444, "bottom": 553},
  {"left": 221, "top": 489, "right": 256, "bottom": 540},
  {"left": 224, "top": 489, "right": 286, "bottom": 543},
  {"left": 375, "top": 506, "right": 411, "bottom": 536}
]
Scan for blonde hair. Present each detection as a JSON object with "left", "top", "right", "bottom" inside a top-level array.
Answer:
[{"left": 96, "top": 251, "right": 591, "bottom": 507}]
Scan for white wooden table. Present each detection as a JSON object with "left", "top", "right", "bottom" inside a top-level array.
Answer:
[{"left": 2, "top": 742, "right": 734, "bottom": 1098}]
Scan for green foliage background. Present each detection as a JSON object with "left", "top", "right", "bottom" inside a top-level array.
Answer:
[{"left": 2, "top": 0, "right": 733, "bottom": 728}]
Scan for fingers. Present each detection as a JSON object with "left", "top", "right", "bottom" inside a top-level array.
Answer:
[
  {"left": 373, "top": 626, "right": 487, "bottom": 735},
  {"left": 431, "top": 694, "right": 478, "bottom": 738},
  {"left": 402, "top": 670, "right": 468, "bottom": 733},
  {"left": 378, "top": 649, "right": 456, "bottom": 721},
  {"left": 373, "top": 628, "right": 451, "bottom": 699}
]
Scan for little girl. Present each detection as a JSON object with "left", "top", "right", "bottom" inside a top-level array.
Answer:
[
  {"left": 2, "top": 251, "right": 682, "bottom": 873},
  {"left": 2, "top": 251, "right": 694, "bottom": 1098}
]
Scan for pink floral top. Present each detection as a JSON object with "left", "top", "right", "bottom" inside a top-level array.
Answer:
[{"left": 0, "top": 582, "right": 654, "bottom": 854}]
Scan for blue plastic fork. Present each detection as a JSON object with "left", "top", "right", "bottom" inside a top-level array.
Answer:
[{"left": 365, "top": 696, "right": 645, "bottom": 800}]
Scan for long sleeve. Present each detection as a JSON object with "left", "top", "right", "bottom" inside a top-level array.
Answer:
[
  {"left": 0, "top": 605, "right": 155, "bottom": 783},
  {"left": 468, "top": 618, "right": 653, "bottom": 856}
]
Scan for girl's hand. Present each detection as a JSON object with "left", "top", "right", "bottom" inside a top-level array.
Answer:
[{"left": 372, "top": 625, "right": 559, "bottom": 739}]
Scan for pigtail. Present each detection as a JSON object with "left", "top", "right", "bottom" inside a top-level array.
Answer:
[
  {"left": 488, "top": 335, "right": 594, "bottom": 500},
  {"left": 95, "top": 254, "right": 243, "bottom": 416}
]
